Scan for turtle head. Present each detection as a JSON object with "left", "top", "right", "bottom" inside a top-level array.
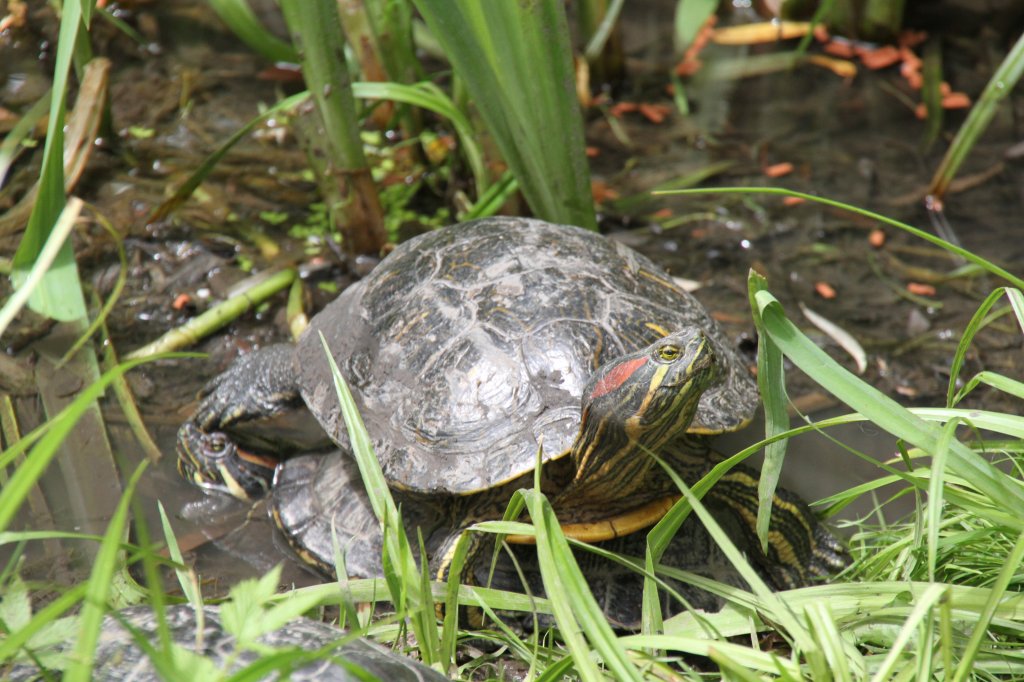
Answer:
[
  {"left": 571, "top": 329, "right": 721, "bottom": 490},
  {"left": 176, "top": 421, "right": 278, "bottom": 500}
]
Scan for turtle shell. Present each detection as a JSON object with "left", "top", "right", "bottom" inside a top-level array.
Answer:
[
  {"left": 6, "top": 604, "right": 447, "bottom": 681},
  {"left": 295, "top": 217, "right": 757, "bottom": 495}
]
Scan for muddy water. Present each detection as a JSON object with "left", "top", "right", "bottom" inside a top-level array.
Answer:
[{"left": 3, "top": 2, "right": 1023, "bottom": 594}]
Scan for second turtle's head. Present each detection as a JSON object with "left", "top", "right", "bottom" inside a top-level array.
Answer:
[{"left": 176, "top": 421, "right": 278, "bottom": 500}]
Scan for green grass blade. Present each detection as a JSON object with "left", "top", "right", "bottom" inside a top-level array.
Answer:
[
  {"left": 0, "top": 88, "right": 50, "bottom": 188},
  {"left": 64, "top": 462, "right": 148, "bottom": 682},
  {"left": 412, "top": 0, "right": 596, "bottom": 229},
  {"left": 158, "top": 501, "right": 202, "bottom": 607},
  {"left": 753, "top": 289, "right": 1024, "bottom": 522},
  {"left": 659, "top": 187, "right": 1024, "bottom": 290},
  {"left": 925, "top": 420, "right": 957, "bottom": 582},
  {"left": 930, "top": 30, "right": 1024, "bottom": 197},
  {"left": 11, "top": 0, "right": 89, "bottom": 322},
  {"left": 748, "top": 269, "right": 789, "bottom": 552},
  {"left": 946, "top": 287, "right": 1009, "bottom": 406},
  {"left": 317, "top": 334, "right": 440, "bottom": 666},
  {"left": 0, "top": 198, "right": 83, "bottom": 337},
  {"left": 520, "top": 489, "right": 642, "bottom": 682},
  {"left": 209, "top": 0, "right": 298, "bottom": 63}
]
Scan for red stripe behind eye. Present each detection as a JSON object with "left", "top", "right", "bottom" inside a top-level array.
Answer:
[{"left": 589, "top": 356, "right": 648, "bottom": 399}]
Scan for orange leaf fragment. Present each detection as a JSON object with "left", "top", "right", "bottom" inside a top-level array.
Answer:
[
  {"left": 898, "top": 29, "right": 928, "bottom": 48},
  {"left": 651, "top": 208, "right": 673, "bottom": 219},
  {"left": 868, "top": 228, "right": 886, "bottom": 248},
  {"left": 813, "top": 24, "right": 830, "bottom": 43},
  {"left": 585, "top": 146, "right": 600, "bottom": 158},
  {"left": 823, "top": 40, "right": 858, "bottom": 59},
  {"left": 638, "top": 103, "right": 671, "bottom": 124},
  {"left": 764, "top": 162, "right": 794, "bottom": 178},
  {"left": 591, "top": 180, "right": 620, "bottom": 203},
  {"left": 906, "top": 282, "right": 936, "bottom": 296},
  {"left": 675, "top": 59, "right": 703, "bottom": 77},
  {"left": 860, "top": 45, "right": 901, "bottom": 70},
  {"left": 942, "top": 92, "right": 972, "bottom": 109},
  {"left": 172, "top": 293, "right": 192, "bottom": 310},
  {"left": 815, "top": 281, "right": 838, "bottom": 299},
  {"left": 782, "top": 196, "right": 806, "bottom": 206},
  {"left": 609, "top": 102, "right": 638, "bottom": 117}
]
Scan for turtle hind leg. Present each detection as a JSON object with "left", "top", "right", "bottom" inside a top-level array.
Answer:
[
  {"left": 706, "top": 465, "right": 850, "bottom": 589},
  {"left": 194, "top": 344, "right": 303, "bottom": 431}
]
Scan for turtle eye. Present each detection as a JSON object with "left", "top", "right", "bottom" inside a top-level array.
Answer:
[
  {"left": 207, "top": 434, "right": 226, "bottom": 454},
  {"left": 657, "top": 344, "right": 681, "bottom": 362}
]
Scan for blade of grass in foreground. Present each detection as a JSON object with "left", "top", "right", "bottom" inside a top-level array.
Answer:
[
  {"left": 519, "top": 488, "right": 642, "bottom": 682},
  {"left": 748, "top": 269, "right": 790, "bottom": 552},
  {"left": 413, "top": 0, "right": 596, "bottom": 229},
  {"left": 0, "top": 199, "right": 83, "bottom": 338},
  {"left": 0, "top": 355, "right": 186, "bottom": 534},
  {"left": 318, "top": 334, "right": 441, "bottom": 668},
  {"left": 752, "top": 287, "right": 1024, "bottom": 522},
  {"left": 64, "top": 462, "right": 148, "bottom": 682}
]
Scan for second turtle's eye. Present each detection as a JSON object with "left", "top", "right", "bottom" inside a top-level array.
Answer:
[{"left": 657, "top": 345, "right": 681, "bottom": 362}]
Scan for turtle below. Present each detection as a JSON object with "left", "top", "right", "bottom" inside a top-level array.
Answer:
[
  {"left": 4, "top": 604, "right": 445, "bottom": 681},
  {"left": 177, "top": 217, "right": 846, "bottom": 625}
]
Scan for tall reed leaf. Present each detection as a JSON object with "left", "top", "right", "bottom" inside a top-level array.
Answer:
[
  {"left": 413, "top": 0, "right": 596, "bottom": 229},
  {"left": 11, "top": 0, "right": 90, "bottom": 321},
  {"left": 280, "top": 0, "right": 387, "bottom": 254}
]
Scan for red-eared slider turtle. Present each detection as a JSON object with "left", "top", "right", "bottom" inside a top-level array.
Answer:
[
  {"left": 178, "top": 217, "right": 845, "bottom": 624},
  {"left": 5, "top": 604, "right": 446, "bottom": 681}
]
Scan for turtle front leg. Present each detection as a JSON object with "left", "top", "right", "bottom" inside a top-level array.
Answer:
[{"left": 194, "top": 344, "right": 303, "bottom": 431}]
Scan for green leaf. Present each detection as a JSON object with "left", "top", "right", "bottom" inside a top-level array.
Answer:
[
  {"left": 412, "top": 0, "right": 596, "bottom": 228},
  {"left": 748, "top": 269, "right": 788, "bottom": 552},
  {"left": 520, "top": 489, "right": 643, "bottom": 682},
  {"left": 209, "top": 0, "right": 298, "bottom": 63},
  {"left": 64, "top": 461, "right": 149, "bottom": 682},
  {"left": 11, "top": 0, "right": 89, "bottom": 322},
  {"left": 222, "top": 565, "right": 284, "bottom": 645},
  {"left": 753, "top": 289, "right": 1024, "bottom": 522},
  {"left": 673, "top": 0, "right": 717, "bottom": 57},
  {"left": 0, "top": 572, "right": 32, "bottom": 632}
]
